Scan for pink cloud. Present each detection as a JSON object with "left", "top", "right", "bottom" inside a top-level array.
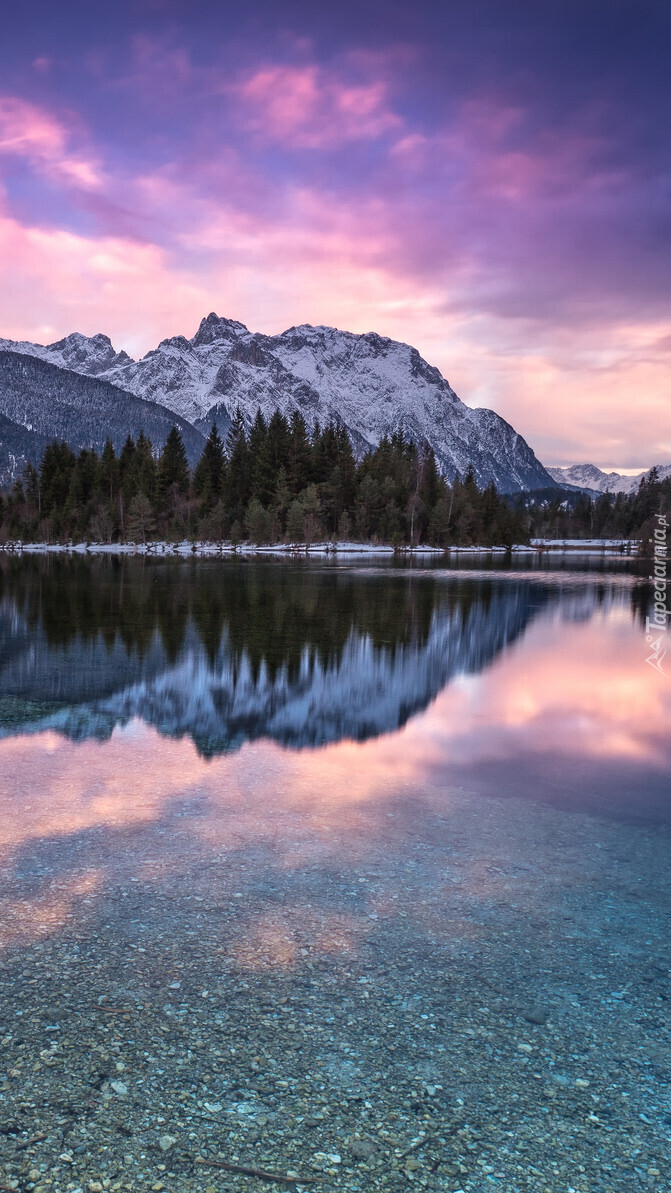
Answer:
[
  {"left": 0, "top": 75, "right": 670, "bottom": 470},
  {"left": 0, "top": 95, "right": 102, "bottom": 190},
  {"left": 232, "top": 63, "right": 402, "bottom": 148},
  {"left": 0, "top": 202, "right": 212, "bottom": 353}
]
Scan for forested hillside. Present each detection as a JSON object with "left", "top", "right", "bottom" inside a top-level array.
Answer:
[{"left": 0, "top": 409, "right": 525, "bottom": 548}]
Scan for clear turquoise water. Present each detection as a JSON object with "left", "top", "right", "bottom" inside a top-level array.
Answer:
[{"left": 0, "top": 554, "right": 669, "bottom": 1192}]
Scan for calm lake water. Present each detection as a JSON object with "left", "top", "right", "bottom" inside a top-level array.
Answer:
[
  {"left": 1, "top": 553, "right": 669, "bottom": 820},
  {"left": 0, "top": 554, "right": 669, "bottom": 1192}
]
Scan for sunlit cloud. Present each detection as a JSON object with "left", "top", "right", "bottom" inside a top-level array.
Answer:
[
  {"left": 0, "top": 95, "right": 102, "bottom": 189},
  {"left": 232, "top": 63, "right": 402, "bottom": 148},
  {"left": 0, "top": 202, "right": 212, "bottom": 352},
  {"left": 0, "top": 26, "right": 669, "bottom": 469}
]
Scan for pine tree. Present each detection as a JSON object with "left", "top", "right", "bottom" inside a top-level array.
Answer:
[
  {"left": 287, "top": 411, "right": 312, "bottom": 495},
  {"left": 300, "top": 484, "right": 322, "bottom": 545},
  {"left": 3, "top": 411, "right": 545, "bottom": 548},
  {"left": 225, "top": 408, "right": 251, "bottom": 516},
  {"left": 23, "top": 463, "right": 41, "bottom": 520},
  {"left": 40, "top": 441, "right": 76, "bottom": 519},
  {"left": 119, "top": 434, "right": 136, "bottom": 478},
  {"left": 266, "top": 410, "right": 291, "bottom": 478},
  {"left": 272, "top": 466, "right": 291, "bottom": 533},
  {"left": 194, "top": 422, "right": 225, "bottom": 508},
  {"left": 134, "top": 433, "right": 158, "bottom": 501},
  {"left": 98, "top": 440, "right": 119, "bottom": 506},
  {"left": 313, "top": 421, "right": 339, "bottom": 484},
  {"left": 249, "top": 409, "right": 274, "bottom": 505},
  {"left": 158, "top": 426, "right": 190, "bottom": 498},
  {"left": 417, "top": 443, "right": 440, "bottom": 510}
]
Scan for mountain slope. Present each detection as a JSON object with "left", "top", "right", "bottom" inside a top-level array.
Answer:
[
  {"left": 1, "top": 315, "right": 556, "bottom": 493},
  {"left": 0, "top": 410, "right": 52, "bottom": 485},
  {"left": 0, "top": 351, "right": 205, "bottom": 465}
]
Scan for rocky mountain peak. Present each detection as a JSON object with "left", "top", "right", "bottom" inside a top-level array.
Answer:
[
  {"left": 191, "top": 312, "right": 248, "bottom": 347},
  {"left": 44, "top": 331, "right": 131, "bottom": 375},
  {"left": 153, "top": 334, "right": 193, "bottom": 354}
]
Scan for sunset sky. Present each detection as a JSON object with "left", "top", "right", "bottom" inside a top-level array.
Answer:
[{"left": 0, "top": 0, "right": 669, "bottom": 471}]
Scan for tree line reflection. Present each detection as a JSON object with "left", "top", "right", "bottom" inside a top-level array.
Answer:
[
  {"left": 0, "top": 554, "right": 501, "bottom": 673},
  {"left": 0, "top": 554, "right": 645, "bottom": 755}
]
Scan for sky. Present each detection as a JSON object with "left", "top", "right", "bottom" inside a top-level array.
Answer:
[{"left": 0, "top": 0, "right": 669, "bottom": 471}]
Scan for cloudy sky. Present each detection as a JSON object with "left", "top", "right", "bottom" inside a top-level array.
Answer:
[{"left": 0, "top": 0, "right": 669, "bottom": 470}]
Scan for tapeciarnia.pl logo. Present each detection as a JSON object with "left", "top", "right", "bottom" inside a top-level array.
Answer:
[{"left": 646, "top": 513, "right": 668, "bottom": 675}]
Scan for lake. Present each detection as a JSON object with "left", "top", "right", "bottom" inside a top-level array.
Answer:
[{"left": 0, "top": 554, "right": 669, "bottom": 1193}]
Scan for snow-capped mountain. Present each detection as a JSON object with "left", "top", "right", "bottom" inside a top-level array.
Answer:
[
  {"left": 547, "top": 462, "right": 671, "bottom": 495},
  {"left": 0, "top": 314, "right": 556, "bottom": 492}
]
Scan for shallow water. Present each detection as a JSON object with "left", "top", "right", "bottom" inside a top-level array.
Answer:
[{"left": 0, "top": 555, "right": 669, "bottom": 1192}]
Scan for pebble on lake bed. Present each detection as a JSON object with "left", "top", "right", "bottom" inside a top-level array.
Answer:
[
  {"left": 0, "top": 770, "right": 669, "bottom": 1193},
  {"left": 522, "top": 1005, "right": 549, "bottom": 1024}
]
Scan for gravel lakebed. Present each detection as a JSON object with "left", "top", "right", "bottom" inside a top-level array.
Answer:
[{"left": 0, "top": 786, "right": 669, "bottom": 1193}]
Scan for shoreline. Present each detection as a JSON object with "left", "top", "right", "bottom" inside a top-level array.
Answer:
[{"left": 0, "top": 537, "right": 638, "bottom": 558}]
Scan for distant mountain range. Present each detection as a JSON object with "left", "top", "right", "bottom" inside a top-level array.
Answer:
[
  {"left": 0, "top": 314, "right": 556, "bottom": 493},
  {"left": 547, "top": 462, "right": 671, "bottom": 495}
]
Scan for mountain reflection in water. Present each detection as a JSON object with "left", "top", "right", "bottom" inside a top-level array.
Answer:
[{"left": 0, "top": 554, "right": 648, "bottom": 758}]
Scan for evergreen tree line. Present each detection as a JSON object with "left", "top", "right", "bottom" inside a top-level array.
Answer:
[
  {"left": 0, "top": 408, "right": 527, "bottom": 547},
  {"left": 511, "top": 468, "right": 671, "bottom": 549}
]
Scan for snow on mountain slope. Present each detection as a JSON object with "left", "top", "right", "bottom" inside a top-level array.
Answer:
[
  {"left": 547, "top": 463, "right": 671, "bottom": 495},
  {"left": 0, "top": 314, "right": 555, "bottom": 493},
  {"left": 0, "top": 351, "right": 206, "bottom": 465}
]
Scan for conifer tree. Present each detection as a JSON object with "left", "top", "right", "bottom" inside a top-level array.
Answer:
[
  {"left": 266, "top": 410, "right": 291, "bottom": 478},
  {"left": 134, "top": 432, "right": 158, "bottom": 501},
  {"left": 98, "top": 440, "right": 119, "bottom": 506},
  {"left": 286, "top": 498, "right": 305, "bottom": 543},
  {"left": 158, "top": 426, "right": 190, "bottom": 497},
  {"left": 1, "top": 410, "right": 553, "bottom": 548},
  {"left": 287, "top": 411, "right": 312, "bottom": 495},
  {"left": 23, "top": 463, "right": 41, "bottom": 519},
  {"left": 248, "top": 409, "right": 273, "bottom": 505},
  {"left": 194, "top": 422, "right": 225, "bottom": 508},
  {"left": 119, "top": 434, "right": 136, "bottom": 477},
  {"left": 40, "top": 441, "right": 76, "bottom": 519},
  {"left": 225, "top": 408, "right": 251, "bottom": 516}
]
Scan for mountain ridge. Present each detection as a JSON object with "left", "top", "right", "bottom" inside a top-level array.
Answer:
[
  {"left": 0, "top": 314, "right": 556, "bottom": 493},
  {"left": 547, "top": 462, "right": 671, "bottom": 495}
]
